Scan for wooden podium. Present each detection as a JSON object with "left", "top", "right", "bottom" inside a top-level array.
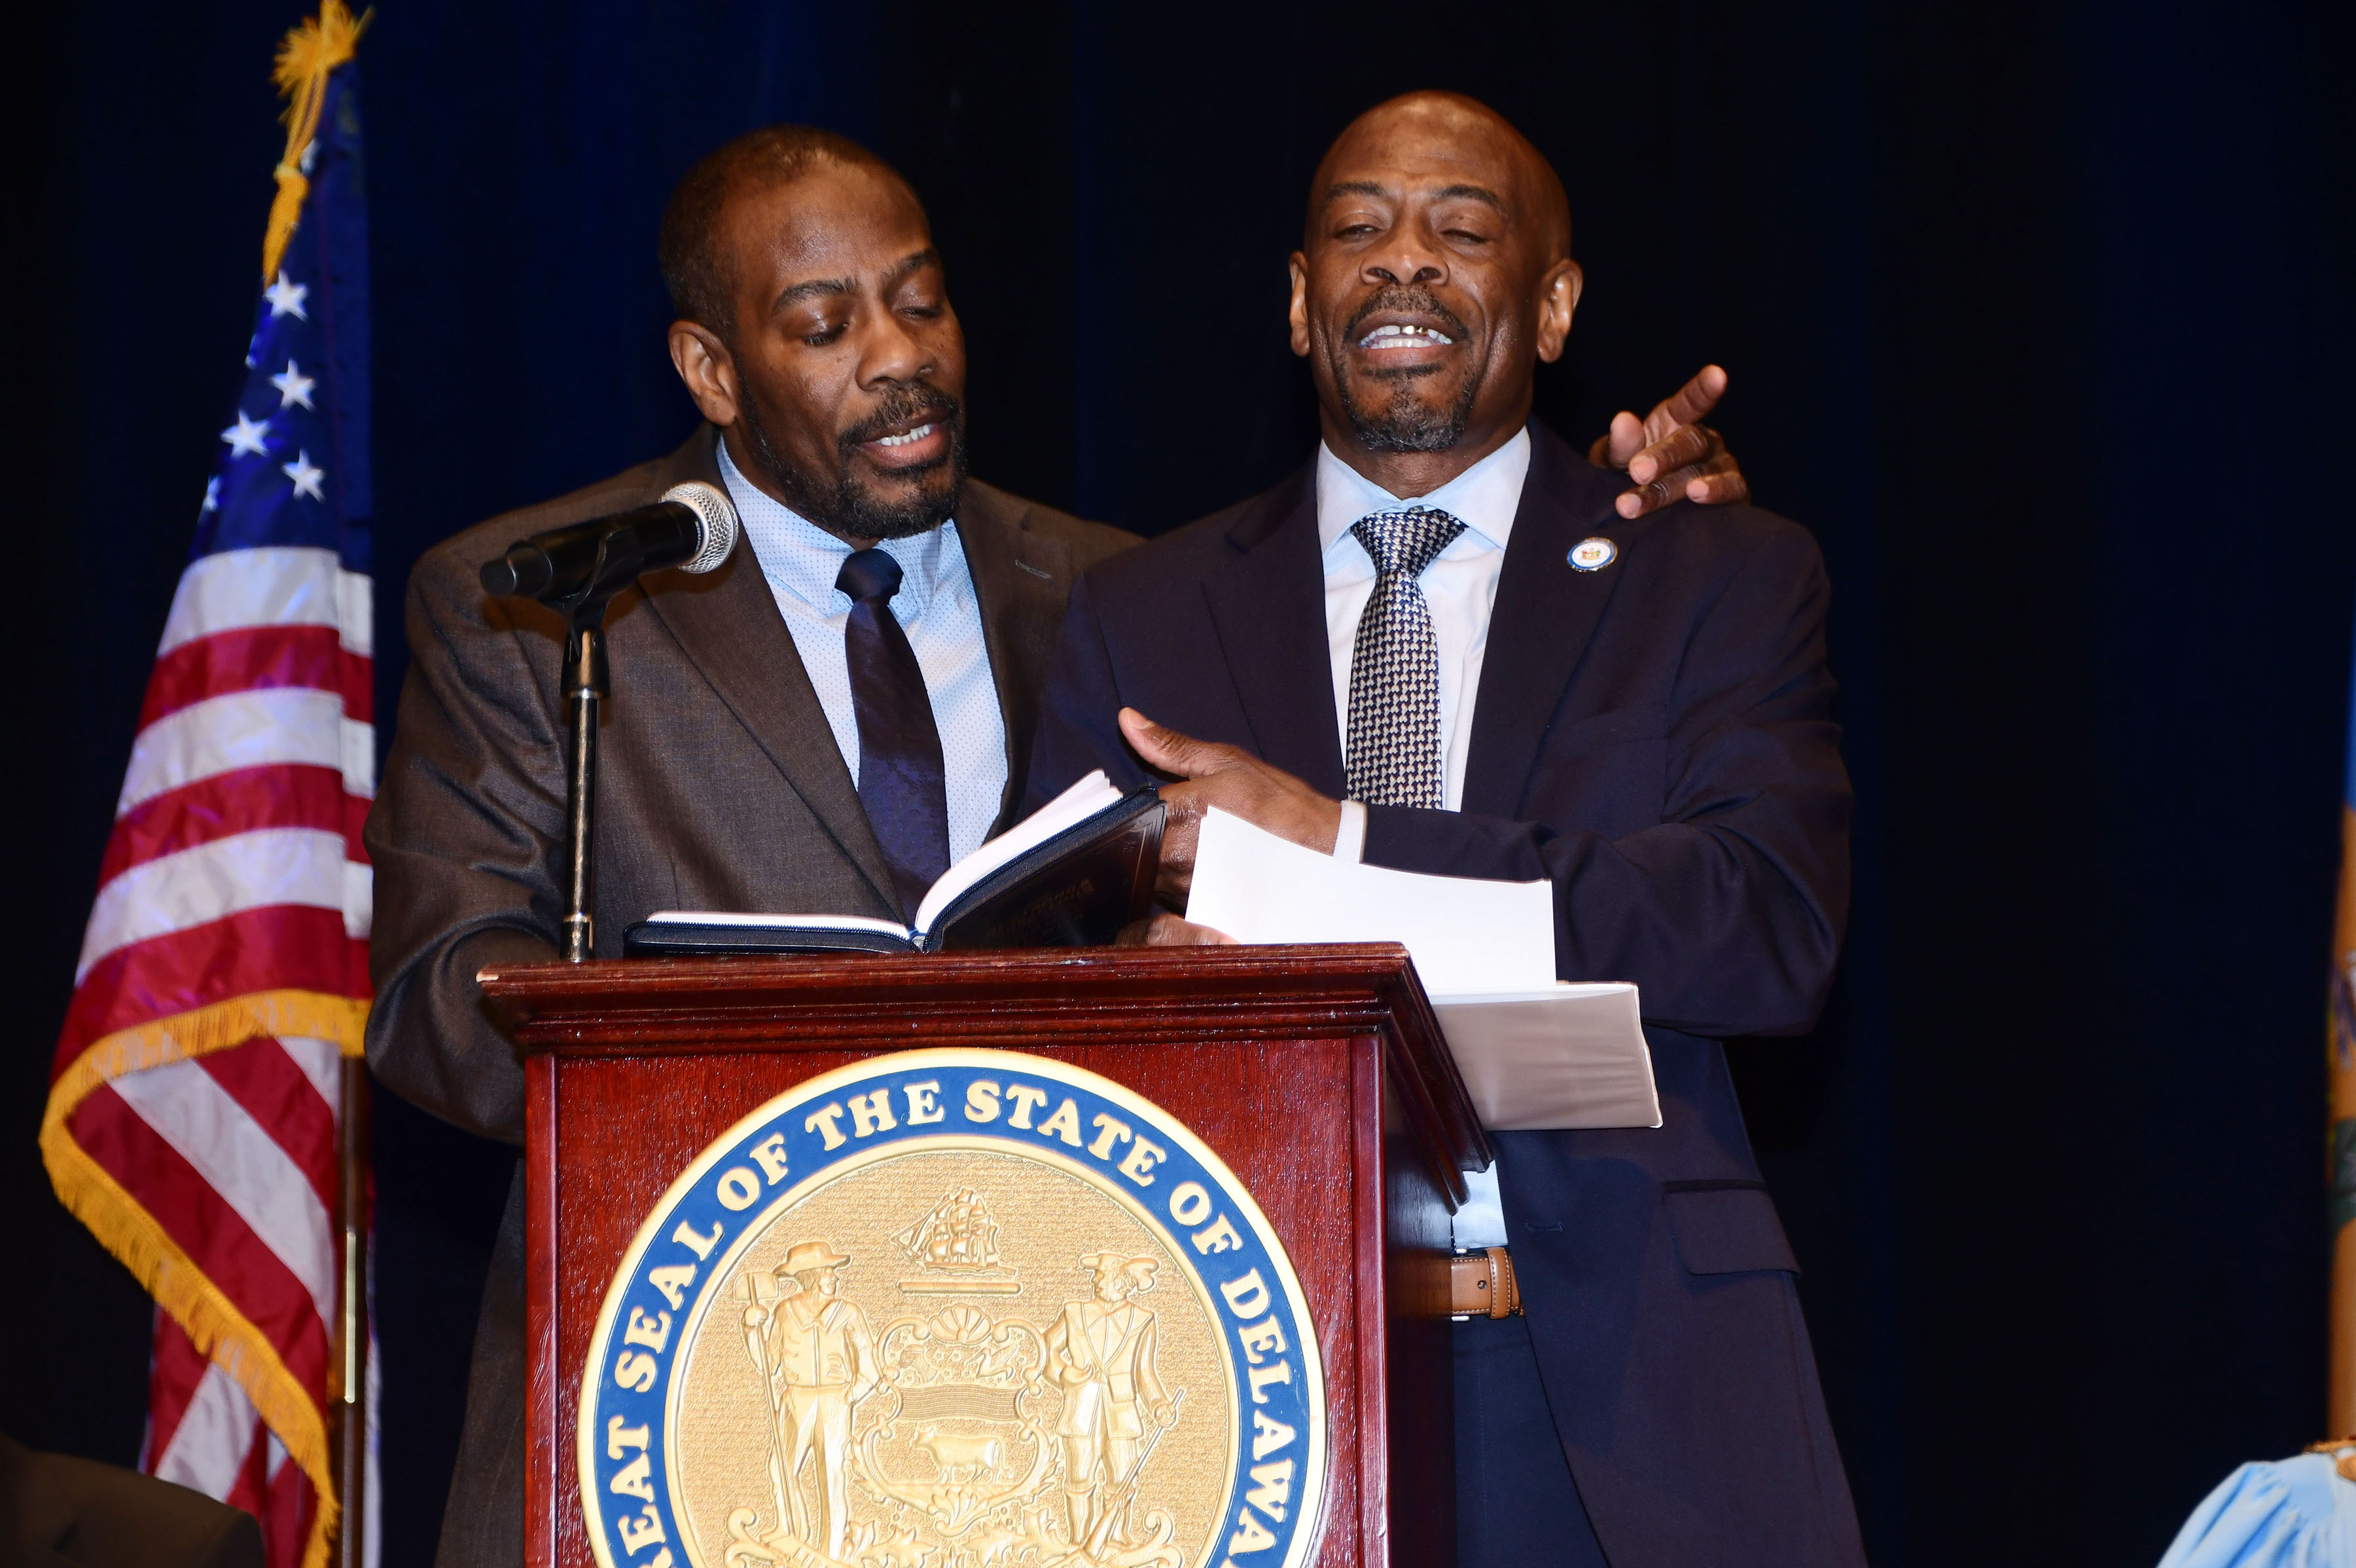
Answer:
[{"left": 482, "top": 943, "right": 1489, "bottom": 1568}]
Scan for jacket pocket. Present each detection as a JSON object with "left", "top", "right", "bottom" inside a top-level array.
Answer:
[
  {"left": 1661, "top": 1180, "right": 1799, "bottom": 1275},
  {"left": 1545, "top": 700, "right": 1670, "bottom": 758}
]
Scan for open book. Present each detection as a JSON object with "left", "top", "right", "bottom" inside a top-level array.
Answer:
[
  {"left": 1184, "top": 808, "right": 1661, "bottom": 1131},
  {"left": 624, "top": 771, "right": 1165, "bottom": 957}
]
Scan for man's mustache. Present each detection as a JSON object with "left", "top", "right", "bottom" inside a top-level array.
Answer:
[
  {"left": 1342, "top": 285, "right": 1472, "bottom": 347},
  {"left": 840, "top": 386, "right": 963, "bottom": 458}
]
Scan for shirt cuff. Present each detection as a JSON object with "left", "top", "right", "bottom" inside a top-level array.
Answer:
[{"left": 1332, "top": 800, "right": 1368, "bottom": 862}]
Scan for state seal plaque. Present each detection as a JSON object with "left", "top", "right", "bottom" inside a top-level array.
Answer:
[{"left": 579, "top": 1049, "right": 1327, "bottom": 1568}]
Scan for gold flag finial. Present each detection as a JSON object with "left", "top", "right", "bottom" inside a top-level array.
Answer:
[{"left": 261, "top": 1, "right": 371, "bottom": 281}]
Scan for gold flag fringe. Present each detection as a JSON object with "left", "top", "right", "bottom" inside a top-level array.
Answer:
[
  {"left": 43, "top": 988, "right": 369, "bottom": 1568},
  {"left": 262, "top": 1, "right": 372, "bottom": 282}
]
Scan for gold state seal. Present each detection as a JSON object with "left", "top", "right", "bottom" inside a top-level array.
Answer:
[{"left": 579, "top": 1050, "right": 1325, "bottom": 1568}]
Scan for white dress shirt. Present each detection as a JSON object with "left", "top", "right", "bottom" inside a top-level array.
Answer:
[
  {"left": 717, "top": 440, "right": 1008, "bottom": 866},
  {"left": 1317, "top": 434, "right": 1532, "bottom": 1249},
  {"left": 1317, "top": 429, "right": 1531, "bottom": 859}
]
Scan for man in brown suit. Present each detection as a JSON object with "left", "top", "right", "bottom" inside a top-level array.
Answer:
[
  {"left": 366, "top": 123, "right": 1747, "bottom": 1567},
  {"left": 365, "top": 126, "right": 1137, "bottom": 1568}
]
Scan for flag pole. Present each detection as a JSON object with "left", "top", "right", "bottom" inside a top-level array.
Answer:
[{"left": 334, "top": 1056, "right": 370, "bottom": 1568}]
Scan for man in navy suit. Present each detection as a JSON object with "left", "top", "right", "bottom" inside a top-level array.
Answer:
[{"left": 1029, "top": 91, "right": 1862, "bottom": 1567}]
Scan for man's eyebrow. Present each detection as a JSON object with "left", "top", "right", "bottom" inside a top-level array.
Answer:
[
  {"left": 771, "top": 249, "right": 940, "bottom": 313},
  {"left": 1431, "top": 183, "right": 1507, "bottom": 213},
  {"left": 883, "top": 247, "right": 941, "bottom": 282},
  {"left": 1321, "top": 179, "right": 1391, "bottom": 205},
  {"left": 772, "top": 276, "right": 855, "bottom": 310}
]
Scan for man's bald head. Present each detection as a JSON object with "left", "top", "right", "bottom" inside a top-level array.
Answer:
[
  {"left": 1288, "top": 91, "right": 1584, "bottom": 491},
  {"left": 1306, "top": 92, "right": 1571, "bottom": 264},
  {"left": 659, "top": 126, "right": 920, "bottom": 342}
]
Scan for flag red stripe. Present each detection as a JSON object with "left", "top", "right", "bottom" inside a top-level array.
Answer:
[
  {"left": 139, "top": 624, "right": 371, "bottom": 729},
  {"left": 53, "top": 906, "right": 364, "bottom": 1071},
  {"left": 257, "top": 1455, "right": 316, "bottom": 1568},
  {"left": 70, "top": 1084, "right": 330, "bottom": 1399},
  {"left": 99, "top": 765, "right": 353, "bottom": 887},
  {"left": 198, "top": 1039, "right": 340, "bottom": 1217},
  {"left": 145, "top": 1310, "right": 214, "bottom": 1469}
]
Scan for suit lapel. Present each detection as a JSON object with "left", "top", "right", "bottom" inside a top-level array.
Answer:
[
  {"left": 635, "top": 428, "right": 900, "bottom": 912},
  {"left": 1460, "top": 425, "right": 1637, "bottom": 819},
  {"left": 1201, "top": 469, "right": 1348, "bottom": 796},
  {"left": 957, "top": 485, "right": 1072, "bottom": 830}
]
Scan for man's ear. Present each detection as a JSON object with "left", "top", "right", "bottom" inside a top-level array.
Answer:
[
  {"left": 1287, "top": 253, "right": 1312, "bottom": 358},
  {"left": 668, "top": 321, "right": 742, "bottom": 427},
  {"left": 1533, "top": 259, "right": 1584, "bottom": 365}
]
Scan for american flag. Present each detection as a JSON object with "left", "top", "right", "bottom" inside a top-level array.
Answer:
[{"left": 41, "top": 9, "right": 378, "bottom": 1567}]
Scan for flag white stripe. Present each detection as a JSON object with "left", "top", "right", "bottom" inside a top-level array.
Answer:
[
  {"left": 159, "top": 547, "right": 372, "bottom": 658},
  {"left": 152, "top": 1363, "right": 259, "bottom": 1501},
  {"left": 277, "top": 1037, "right": 344, "bottom": 1116},
  {"left": 344, "top": 859, "right": 374, "bottom": 940},
  {"left": 341, "top": 714, "right": 376, "bottom": 798},
  {"left": 111, "top": 1058, "right": 338, "bottom": 1333},
  {"left": 77, "top": 827, "right": 349, "bottom": 983},
  {"left": 116, "top": 689, "right": 368, "bottom": 817}
]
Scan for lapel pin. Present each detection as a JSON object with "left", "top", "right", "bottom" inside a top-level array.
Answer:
[{"left": 1567, "top": 537, "right": 1617, "bottom": 571}]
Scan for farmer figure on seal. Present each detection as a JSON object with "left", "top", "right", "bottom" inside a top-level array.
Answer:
[{"left": 744, "top": 1239, "right": 880, "bottom": 1561}]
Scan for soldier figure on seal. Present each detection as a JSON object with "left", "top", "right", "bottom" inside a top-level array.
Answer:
[
  {"left": 743, "top": 1240, "right": 880, "bottom": 1563},
  {"left": 1045, "top": 1253, "right": 1178, "bottom": 1549}
]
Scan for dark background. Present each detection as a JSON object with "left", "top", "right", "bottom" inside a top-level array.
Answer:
[{"left": 3, "top": 3, "right": 2350, "bottom": 1565}]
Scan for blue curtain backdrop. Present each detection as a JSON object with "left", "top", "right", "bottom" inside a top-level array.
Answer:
[{"left": 1, "top": 4, "right": 2349, "bottom": 1565}]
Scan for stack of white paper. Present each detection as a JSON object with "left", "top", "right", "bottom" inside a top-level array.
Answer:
[{"left": 1185, "top": 809, "right": 1660, "bottom": 1131}]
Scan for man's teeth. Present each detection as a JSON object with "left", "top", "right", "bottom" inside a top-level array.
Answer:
[
  {"left": 1359, "top": 324, "right": 1454, "bottom": 349},
  {"left": 874, "top": 423, "right": 935, "bottom": 448}
]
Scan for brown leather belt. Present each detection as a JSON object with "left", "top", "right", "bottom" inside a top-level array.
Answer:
[{"left": 1448, "top": 1247, "right": 1522, "bottom": 1319}]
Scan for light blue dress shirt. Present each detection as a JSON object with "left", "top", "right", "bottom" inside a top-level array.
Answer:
[
  {"left": 1315, "top": 429, "right": 1533, "bottom": 1251},
  {"left": 716, "top": 440, "right": 1008, "bottom": 866}
]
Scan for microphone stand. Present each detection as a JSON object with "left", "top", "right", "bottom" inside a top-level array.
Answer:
[
  {"left": 479, "top": 485, "right": 737, "bottom": 963},
  {"left": 560, "top": 611, "right": 609, "bottom": 961},
  {"left": 522, "top": 548, "right": 636, "bottom": 963}
]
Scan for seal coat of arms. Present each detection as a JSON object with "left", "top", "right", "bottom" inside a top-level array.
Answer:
[{"left": 579, "top": 1050, "right": 1327, "bottom": 1568}]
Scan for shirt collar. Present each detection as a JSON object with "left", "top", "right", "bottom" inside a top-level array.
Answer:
[
  {"left": 1314, "top": 426, "right": 1532, "bottom": 558},
  {"left": 717, "top": 436, "right": 952, "bottom": 617}
]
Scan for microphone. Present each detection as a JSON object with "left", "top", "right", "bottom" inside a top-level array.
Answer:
[{"left": 478, "top": 481, "right": 740, "bottom": 603}]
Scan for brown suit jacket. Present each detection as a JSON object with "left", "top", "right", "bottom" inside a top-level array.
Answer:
[
  {"left": 0, "top": 1434, "right": 262, "bottom": 1568},
  {"left": 363, "top": 426, "right": 1135, "bottom": 1567}
]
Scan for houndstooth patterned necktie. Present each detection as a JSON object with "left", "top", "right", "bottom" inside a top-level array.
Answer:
[{"left": 1346, "top": 507, "right": 1467, "bottom": 808}]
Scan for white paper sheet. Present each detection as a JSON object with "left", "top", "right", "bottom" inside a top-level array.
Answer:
[
  {"left": 1187, "top": 808, "right": 1660, "bottom": 1132},
  {"left": 1186, "top": 808, "right": 1555, "bottom": 992}
]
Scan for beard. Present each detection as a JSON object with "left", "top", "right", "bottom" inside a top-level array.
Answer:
[
  {"left": 1330, "top": 284, "right": 1482, "bottom": 453},
  {"left": 740, "top": 382, "right": 969, "bottom": 541}
]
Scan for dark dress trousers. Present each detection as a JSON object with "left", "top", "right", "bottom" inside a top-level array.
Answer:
[
  {"left": 0, "top": 1433, "right": 264, "bottom": 1568},
  {"left": 1027, "top": 421, "right": 1866, "bottom": 1568},
  {"left": 364, "top": 425, "right": 1135, "bottom": 1568}
]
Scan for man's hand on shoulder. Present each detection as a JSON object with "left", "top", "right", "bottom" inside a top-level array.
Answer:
[
  {"left": 1117, "top": 709, "right": 1342, "bottom": 904},
  {"left": 1590, "top": 363, "right": 1753, "bottom": 519}
]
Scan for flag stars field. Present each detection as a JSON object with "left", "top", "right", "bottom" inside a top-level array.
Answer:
[
  {"left": 263, "top": 270, "right": 308, "bottom": 319},
  {"left": 270, "top": 361, "right": 316, "bottom": 410},
  {"left": 282, "top": 451, "right": 325, "bottom": 501},
  {"left": 221, "top": 408, "right": 272, "bottom": 457}
]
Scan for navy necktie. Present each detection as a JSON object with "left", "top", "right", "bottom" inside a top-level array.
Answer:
[{"left": 836, "top": 548, "right": 950, "bottom": 920}]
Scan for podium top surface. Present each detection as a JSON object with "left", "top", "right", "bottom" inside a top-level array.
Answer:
[{"left": 480, "top": 942, "right": 1489, "bottom": 1183}]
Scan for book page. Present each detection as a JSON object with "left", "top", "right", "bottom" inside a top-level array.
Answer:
[
  {"left": 912, "top": 770, "right": 1120, "bottom": 936},
  {"left": 1184, "top": 808, "right": 1554, "bottom": 993},
  {"left": 639, "top": 910, "right": 913, "bottom": 940}
]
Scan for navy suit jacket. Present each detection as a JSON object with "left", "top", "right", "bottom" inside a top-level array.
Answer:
[{"left": 1028, "top": 422, "right": 1866, "bottom": 1568}]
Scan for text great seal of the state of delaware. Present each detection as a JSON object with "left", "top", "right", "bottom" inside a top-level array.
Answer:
[{"left": 579, "top": 1048, "right": 1327, "bottom": 1568}]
